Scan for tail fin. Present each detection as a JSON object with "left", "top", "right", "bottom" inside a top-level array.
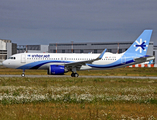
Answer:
[{"left": 124, "top": 30, "right": 153, "bottom": 56}]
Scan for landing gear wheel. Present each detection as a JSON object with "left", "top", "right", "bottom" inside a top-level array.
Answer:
[
  {"left": 75, "top": 73, "right": 79, "bottom": 77},
  {"left": 71, "top": 73, "right": 79, "bottom": 77},
  {"left": 21, "top": 73, "right": 25, "bottom": 77},
  {"left": 71, "top": 73, "right": 74, "bottom": 77}
]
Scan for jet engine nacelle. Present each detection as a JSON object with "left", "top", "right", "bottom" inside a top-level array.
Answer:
[{"left": 48, "top": 65, "right": 67, "bottom": 75}]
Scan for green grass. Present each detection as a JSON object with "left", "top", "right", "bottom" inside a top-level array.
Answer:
[{"left": 0, "top": 67, "right": 157, "bottom": 119}]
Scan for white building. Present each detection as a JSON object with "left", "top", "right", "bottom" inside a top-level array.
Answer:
[{"left": 0, "top": 39, "right": 17, "bottom": 65}]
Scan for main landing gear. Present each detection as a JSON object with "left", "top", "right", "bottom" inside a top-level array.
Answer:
[
  {"left": 21, "top": 69, "right": 25, "bottom": 77},
  {"left": 71, "top": 72, "right": 79, "bottom": 77},
  {"left": 71, "top": 67, "right": 79, "bottom": 77}
]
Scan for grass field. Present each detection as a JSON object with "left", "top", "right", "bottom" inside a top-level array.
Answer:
[{"left": 0, "top": 67, "right": 157, "bottom": 119}]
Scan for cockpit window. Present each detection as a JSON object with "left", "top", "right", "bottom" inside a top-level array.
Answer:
[{"left": 8, "top": 57, "right": 16, "bottom": 59}]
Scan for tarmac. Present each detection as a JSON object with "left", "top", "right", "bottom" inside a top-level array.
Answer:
[{"left": 0, "top": 74, "right": 157, "bottom": 79}]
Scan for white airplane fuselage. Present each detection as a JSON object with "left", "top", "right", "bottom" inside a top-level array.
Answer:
[{"left": 3, "top": 52, "right": 124, "bottom": 70}]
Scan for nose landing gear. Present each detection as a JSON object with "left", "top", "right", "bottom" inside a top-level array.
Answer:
[{"left": 21, "top": 69, "right": 25, "bottom": 77}]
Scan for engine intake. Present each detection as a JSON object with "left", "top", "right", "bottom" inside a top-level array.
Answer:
[{"left": 48, "top": 65, "right": 66, "bottom": 75}]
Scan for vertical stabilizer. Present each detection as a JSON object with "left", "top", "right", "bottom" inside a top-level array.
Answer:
[{"left": 124, "top": 30, "right": 153, "bottom": 56}]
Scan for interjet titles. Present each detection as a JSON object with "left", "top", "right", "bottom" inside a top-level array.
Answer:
[{"left": 31, "top": 54, "right": 50, "bottom": 58}]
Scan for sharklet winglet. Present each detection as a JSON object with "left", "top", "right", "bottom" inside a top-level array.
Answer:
[{"left": 97, "top": 49, "right": 107, "bottom": 60}]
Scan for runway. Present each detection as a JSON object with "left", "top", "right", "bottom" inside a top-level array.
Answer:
[{"left": 1, "top": 74, "right": 157, "bottom": 79}]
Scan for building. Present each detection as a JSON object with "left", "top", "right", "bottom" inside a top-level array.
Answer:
[
  {"left": 49, "top": 41, "right": 154, "bottom": 56},
  {"left": 17, "top": 45, "right": 48, "bottom": 53},
  {"left": 0, "top": 39, "right": 17, "bottom": 65}
]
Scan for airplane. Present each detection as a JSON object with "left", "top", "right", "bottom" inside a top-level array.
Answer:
[{"left": 2, "top": 30, "right": 154, "bottom": 77}]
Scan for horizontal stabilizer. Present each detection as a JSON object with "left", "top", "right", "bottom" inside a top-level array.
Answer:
[{"left": 134, "top": 56, "right": 154, "bottom": 63}]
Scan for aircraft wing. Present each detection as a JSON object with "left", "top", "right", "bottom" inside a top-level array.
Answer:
[{"left": 64, "top": 49, "right": 107, "bottom": 69}]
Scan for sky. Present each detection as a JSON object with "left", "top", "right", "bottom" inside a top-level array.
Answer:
[{"left": 0, "top": 0, "right": 157, "bottom": 45}]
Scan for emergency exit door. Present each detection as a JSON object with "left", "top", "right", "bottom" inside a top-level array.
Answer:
[{"left": 21, "top": 54, "right": 26, "bottom": 63}]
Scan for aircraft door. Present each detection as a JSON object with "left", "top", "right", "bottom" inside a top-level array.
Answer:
[
  {"left": 121, "top": 55, "right": 126, "bottom": 64},
  {"left": 21, "top": 54, "right": 26, "bottom": 63}
]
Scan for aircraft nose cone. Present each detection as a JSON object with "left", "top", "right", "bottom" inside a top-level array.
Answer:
[
  {"left": 2, "top": 60, "right": 6, "bottom": 66},
  {"left": 2, "top": 60, "right": 8, "bottom": 67}
]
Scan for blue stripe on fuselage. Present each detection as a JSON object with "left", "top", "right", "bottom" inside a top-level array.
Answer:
[{"left": 17, "top": 60, "right": 71, "bottom": 69}]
